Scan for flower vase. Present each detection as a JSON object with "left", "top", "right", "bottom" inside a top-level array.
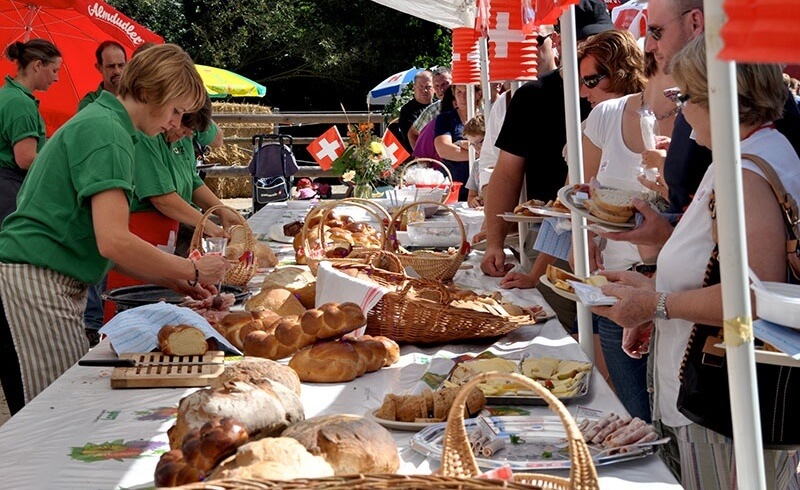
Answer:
[{"left": 353, "top": 183, "right": 373, "bottom": 199}]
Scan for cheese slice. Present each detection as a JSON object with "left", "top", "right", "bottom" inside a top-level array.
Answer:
[{"left": 521, "top": 357, "right": 560, "bottom": 379}]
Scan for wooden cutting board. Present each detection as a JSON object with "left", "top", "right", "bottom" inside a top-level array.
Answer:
[{"left": 110, "top": 351, "right": 225, "bottom": 389}]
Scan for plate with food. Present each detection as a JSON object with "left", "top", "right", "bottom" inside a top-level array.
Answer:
[
  {"left": 557, "top": 185, "right": 641, "bottom": 230},
  {"left": 410, "top": 409, "right": 667, "bottom": 470},
  {"left": 499, "top": 213, "right": 544, "bottom": 224},
  {"left": 368, "top": 385, "right": 487, "bottom": 432},
  {"left": 366, "top": 409, "right": 440, "bottom": 432},
  {"left": 440, "top": 353, "right": 592, "bottom": 405},
  {"left": 539, "top": 264, "right": 609, "bottom": 304},
  {"left": 521, "top": 199, "right": 572, "bottom": 219}
]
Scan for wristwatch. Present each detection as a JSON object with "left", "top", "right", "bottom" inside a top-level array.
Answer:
[{"left": 655, "top": 292, "right": 669, "bottom": 320}]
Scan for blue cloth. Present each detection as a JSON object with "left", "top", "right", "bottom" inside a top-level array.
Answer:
[
  {"left": 532, "top": 218, "right": 572, "bottom": 261},
  {"left": 595, "top": 314, "right": 651, "bottom": 422}
]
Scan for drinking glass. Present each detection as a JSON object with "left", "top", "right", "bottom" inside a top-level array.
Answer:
[{"left": 202, "top": 237, "right": 227, "bottom": 256}]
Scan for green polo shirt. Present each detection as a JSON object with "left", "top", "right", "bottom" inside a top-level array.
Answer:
[
  {"left": 0, "top": 91, "right": 137, "bottom": 284},
  {"left": 130, "top": 133, "right": 204, "bottom": 213},
  {"left": 77, "top": 83, "right": 105, "bottom": 112},
  {"left": 0, "top": 75, "right": 46, "bottom": 170}
]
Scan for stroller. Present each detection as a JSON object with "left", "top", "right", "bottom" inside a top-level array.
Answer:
[{"left": 249, "top": 134, "right": 299, "bottom": 213}]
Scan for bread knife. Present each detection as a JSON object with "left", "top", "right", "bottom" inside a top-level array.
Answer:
[{"left": 78, "top": 359, "right": 224, "bottom": 368}]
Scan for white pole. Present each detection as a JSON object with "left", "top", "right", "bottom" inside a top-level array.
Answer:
[
  {"left": 704, "top": 1, "right": 765, "bottom": 487},
  {"left": 560, "top": 6, "right": 593, "bottom": 360},
  {"left": 479, "top": 37, "right": 491, "bottom": 116}
]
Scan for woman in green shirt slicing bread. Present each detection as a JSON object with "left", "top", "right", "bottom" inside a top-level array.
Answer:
[
  {"left": 0, "top": 39, "right": 61, "bottom": 227},
  {"left": 0, "top": 44, "right": 228, "bottom": 415}
]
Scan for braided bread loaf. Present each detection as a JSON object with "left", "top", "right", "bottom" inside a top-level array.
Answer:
[
  {"left": 243, "top": 302, "right": 366, "bottom": 360},
  {"left": 288, "top": 336, "right": 399, "bottom": 383},
  {"left": 215, "top": 310, "right": 281, "bottom": 351}
]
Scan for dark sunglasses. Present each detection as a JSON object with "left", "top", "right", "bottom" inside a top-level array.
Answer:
[
  {"left": 663, "top": 87, "right": 691, "bottom": 108},
  {"left": 580, "top": 74, "right": 607, "bottom": 89},
  {"left": 537, "top": 33, "right": 553, "bottom": 46},
  {"left": 647, "top": 9, "right": 694, "bottom": 41}
]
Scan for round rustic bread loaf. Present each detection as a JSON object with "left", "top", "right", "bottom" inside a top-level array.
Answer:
[
  {"left": 212, "top": 357, "right": 301, "bottom": 395},
  {"left": 281, "top": 413, "right": 399, "bottom": 474},
  {"left": 208, "top": 437, "right": 334, "bottom": 481}
]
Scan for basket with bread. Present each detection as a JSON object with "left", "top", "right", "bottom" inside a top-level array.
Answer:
[
  {"left": 295, "top": 199, "right": 394, "bottom": 274},
  {"left": 333, "top": 262, "right": 537, "bottom": 344}
]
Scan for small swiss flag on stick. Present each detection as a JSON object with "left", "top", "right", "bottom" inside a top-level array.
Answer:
[
  {"left": 381, "top": 129, "right": 410, "bottom": 168},
  {"left": 308, "top": 126, "right": 345, "bottom": 170}
]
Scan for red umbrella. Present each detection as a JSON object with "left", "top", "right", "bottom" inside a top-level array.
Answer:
[{"left": 0, "top": 0, "right": 163, "bottom": 135}]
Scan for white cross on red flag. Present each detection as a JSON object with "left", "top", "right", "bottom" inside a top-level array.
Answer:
[
  {"left": 308, "top": 126, "right": 345, "bottom": 170},
  {"left": 381, "top": 130, "right": 410, "bottom": 168}
]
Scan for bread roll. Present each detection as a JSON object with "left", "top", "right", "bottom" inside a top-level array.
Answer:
[
  {"left": 300, "top": 302, "right": 365, "bottom": 339},
  {"left": 261, "top": 266, "right": 316, "bottom": 309},
  {"left": 245, "top": 287, "right": 307, "bottom": 317},
  {"left": 359, "top": 334, "right": 400, "bottom": 366},
  {"left": 288, "top": 341, "right": 361, "bottom": 383},
  {"left": 282, "top": 414, "right": 400, "bottom": 475},
  {"left": 208, "top": 437, "right": 334, "bottom": 481},
  {"left": 213, "top": 357, "right": 301, "bottom": 395},
  {"left": 347, "top": 338, "right": 386, "bottom": 373},
  {"left": 158, "top": 325, "right": 208, "bottom": 356},
  {"left": 169, "top": 380, "right": 304, "bottom": 450}
]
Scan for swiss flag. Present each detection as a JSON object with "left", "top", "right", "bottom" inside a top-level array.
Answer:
[
  {"left": 308, "top": 126, "right": 345, "bottom": 170},
  {"left": 381, "top": 130, "right": 410, "bottom": 168},
  {"left": 721, "top": 0, "right": 800, "bottom": 64}
]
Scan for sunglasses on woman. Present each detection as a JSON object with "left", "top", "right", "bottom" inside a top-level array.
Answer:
[
  {"left": 580, "top": 74, "right": 607, "bottom": 89},
  {"left": 663, "top": 87, "right": 691, "bottom": 108}
]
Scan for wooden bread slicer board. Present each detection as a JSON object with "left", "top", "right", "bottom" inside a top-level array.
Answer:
[{"left": 110, "top": 351, "right": 225, "bottom": 389}]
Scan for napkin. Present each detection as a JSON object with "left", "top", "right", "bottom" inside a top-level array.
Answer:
[
  {"left": 315, "top": 261, "right": 389, "bottom": 335},
  {"left": 567, "top": 280, "right": 619, "bottom": 306},
  {"left": 99, "top": 302, "right": 242, "bottom": 355}
]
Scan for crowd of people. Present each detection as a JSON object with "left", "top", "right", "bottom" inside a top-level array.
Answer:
[{"left": 0, "top": 42, "right": 235, "bottom": 416}]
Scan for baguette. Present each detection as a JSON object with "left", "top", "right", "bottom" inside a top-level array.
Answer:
[{"left": 158, "top": 325, "right": 208, "bottom": 356}]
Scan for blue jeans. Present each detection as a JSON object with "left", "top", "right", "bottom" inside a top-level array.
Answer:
[
  {"left": 84, "top": 276, "right": 106, "bottom": 331},
  {"left": 595, "top": 314, "right": 651, "bottom": 422}
]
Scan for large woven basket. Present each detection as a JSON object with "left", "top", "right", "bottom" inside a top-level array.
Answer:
[
  {"left": 173, "top": 373, "right": 597, "bottom": 490},
  {"left": 189, "top": 205, "right": 257, "bottom": 287},
  {"left": 301, "top": 199, "right": 393, "bottom": 275},
  {"left": 333, "top": 263, "right": 529, "bottom": 344},
  {"left": 442, "top": 372, "right": 600, "bottom": 490},
  {"left": 389, "top": 200, "right": 468, "bottom": 282}
]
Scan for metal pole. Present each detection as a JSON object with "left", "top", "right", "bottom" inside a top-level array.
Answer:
[{"left": 704, "top": 1, "right": 765, "bottom": 487}]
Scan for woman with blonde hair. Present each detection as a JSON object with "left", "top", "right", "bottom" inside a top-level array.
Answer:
[
  {"left": 0, "top": 44, "right": 228, "bottom": 414},
  {"left": 594, "top": 36, "right": 800, "bottom": 488},
  {"left": 0, "top": 39, "right": 62, "bottom": 226}
]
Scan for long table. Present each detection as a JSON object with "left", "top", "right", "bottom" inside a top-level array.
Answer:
[{"left": 0, "top": 202, "right": 682, "bottom": 489}]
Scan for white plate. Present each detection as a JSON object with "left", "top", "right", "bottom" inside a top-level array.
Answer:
[
  {"left": 365, "top": 408, "right": 440, "bottom": 432},
  {"left": 557, "top": 185, "right": 635, "bottom": 230},
  {"left": 521, "top": 204, "right": 572, "bottom": 219},
  {"left": 539, "top": 275, "right": 579, "bottom": 303},
  {"left": 267, "top": 223, "right": 295, "bottom": 244},
  {"left": 498, "top": 213, "right": 544, "bottom": 224}
]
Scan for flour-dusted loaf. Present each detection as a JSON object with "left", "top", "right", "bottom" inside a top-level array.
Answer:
[
  {"left": 282, "top": 414, "right": 400, "bottom": 475},
  {"left": 158, "top": 324, "right": 208, "bottom": 356},
  {"left": 212, "top": 357, "right": 301, "bottom": 395},
  {"left": 169, "top": 380, "right": 304, "bottom": 450},
  {"left": 261, "top": 266, "right": 317, "bottom": 309},
  {"left": 207, "top": 437, "right": 334, "bottom": 481},
  {"left": 245, "top": 287, "right": 307, "bottom": 317}
]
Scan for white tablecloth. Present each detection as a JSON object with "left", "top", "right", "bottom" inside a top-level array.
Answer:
[{"left": 0, "top": 201, "right": 682, "bottom": 489}]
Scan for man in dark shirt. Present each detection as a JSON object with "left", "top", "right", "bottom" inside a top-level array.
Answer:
[{"left": 397, "top": 70, "right": 433, "bottom": 153}]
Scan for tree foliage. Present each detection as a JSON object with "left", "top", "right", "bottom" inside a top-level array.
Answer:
[{"left": 108, "top": 0, "right": 452, "bottom": 111}]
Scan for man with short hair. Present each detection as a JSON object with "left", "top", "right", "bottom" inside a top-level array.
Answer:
[
  {"left": 77, "top": 40, "right": 127, "bottom": 112},
  {"left": 397, "top": 70, "right": 433, "bottom": 153},
  {"left": 407, "top": 66, "right": 452, "bottom": 149}
]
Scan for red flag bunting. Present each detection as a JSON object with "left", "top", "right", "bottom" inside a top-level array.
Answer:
[
  {"left": 381, "top": 130, "right": 410, "bottom": 168},
  {"left": 308, "top": 126, "right": 344, "bottom": 170},
  {"left": 720, "top": 0, "right": 800, "bottom": 64}
]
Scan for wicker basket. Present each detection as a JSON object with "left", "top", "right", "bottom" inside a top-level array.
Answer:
[
  {"left": 301, "top": 199, "right": 393, "bottom": 275},
  {"left": 389, "top": 200, "right": 468, "bottom": 282},
  {"left": 442, "top": 372, "right": 600, "bottom": 490},
  {"left": 173, "top": 373, "right": 597, "bottom": 490},
  {"left": 398, "top": 157, "right": 454, "bottom": 204},
  {"left": 189, "top": 205, "right": 257, "bottom": 287},
  {"left": 331, "top": 263, "right": 529, "bottom": 344}
]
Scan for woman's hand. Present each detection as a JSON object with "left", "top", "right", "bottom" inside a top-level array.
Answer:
[
  {"left": 204, "top": 222, "right": 225, "bottom": 238},
  {"left": 168, "top": 280, "right": 216, "bottom": 300},
  {"left": 591, "top": 284, "right": 659, "bottom": 329},
  {"left": 468, "top": 195, "right": 484, "bottom": 208},
  {"left": 471, "top": 229, "right": 487, "bottom": 244},
  {"left": 216, "top": 208, "right": 242, "bottom": 233},
  {"left": 500, "top": 270, "right": 539, "bottom": 289},
  {"left": 193, "top": 255, "right": 228, "bottom": 285},
  {"left": 637, "top": 172, "right": 669, "bottom": 201},
  {"left": 622, "top": 322, "right": 653, "bottom": 359},
  {"left": 598, "top": 269, "right": 654, "bottom": 289}
]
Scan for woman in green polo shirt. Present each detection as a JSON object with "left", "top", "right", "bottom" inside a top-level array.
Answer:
[
  {"left": 103, "top": 97, "right": 239, "bottom": 321},
  {"left": 0, "top": 39, "right": 62, "bottom": 227},
  {"left": 0, "top": 44, "right": 228, "bottom": 415}
]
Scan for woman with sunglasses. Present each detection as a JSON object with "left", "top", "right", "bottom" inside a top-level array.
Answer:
[
  {"left": 0, "top": 44, "right": 228, "bottom": 414},
  {"left": 593, "top": 36, "right": 800, "bottom": 489}
]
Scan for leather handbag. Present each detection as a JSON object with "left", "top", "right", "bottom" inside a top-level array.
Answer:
[{"left": 677, "top": 152, "right": 800, "bottom": 448}]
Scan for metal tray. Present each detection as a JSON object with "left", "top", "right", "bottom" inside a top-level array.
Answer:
[
  {"left": 103, "top": 284, "right": 251, "bottom": 309},
  {"left": 410, "top": 417, "right": 662, "bottom": 470}
]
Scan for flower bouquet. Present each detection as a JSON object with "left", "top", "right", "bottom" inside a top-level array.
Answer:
[{"left": 331, "top": 122, "right": 393, "bottom": 198}]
